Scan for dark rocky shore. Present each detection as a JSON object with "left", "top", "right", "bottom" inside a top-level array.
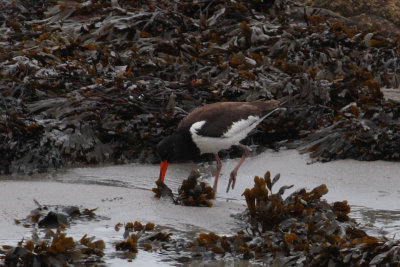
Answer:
[{"left": 1, "top": 0, "right": 400, "bottom": 175}]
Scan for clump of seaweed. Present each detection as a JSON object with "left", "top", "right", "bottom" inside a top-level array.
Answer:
[
  {"left": 152, "top": 169, "right": 215, "bottom": 207},
  {"left": 115, "top": 221, "right": 172, "bottom": 260},
  {"left": 152, "top": 180, "right": 175, "bottom": 200},
  {"left": 15, "top": 200, "right": 101, "bottom": 228},
  {"left": 190, "top": 172, "right": 400, "bottom": 266},
  {"left": 116, "top": 234, "right": 139, "bottom": 253},
  {"left": 0, "top": 229, "right": 105, "bottom": 266},
  {"left": 177, "top": 169, "right": 215, "bottom": 207}
]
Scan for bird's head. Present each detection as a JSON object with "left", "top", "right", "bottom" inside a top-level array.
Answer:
[
  {"left": 156, "top": 135, "right": 175, "bottom": 182},
  {"left": 157, "top": 135, "right": 176, "bottom": 162},
  {"left": 156, "top": 131, "right": 200, "bottom": 182},
  {"left": 157, "top": 132, "right": 200, "bottom": 182},
  {"left": 157, "top": 134, "right": 187, "bottom": 182}
]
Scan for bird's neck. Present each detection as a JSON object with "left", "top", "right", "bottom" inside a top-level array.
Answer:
[{"left": 173, "top": 131, "right": 201, "bottom": 161}]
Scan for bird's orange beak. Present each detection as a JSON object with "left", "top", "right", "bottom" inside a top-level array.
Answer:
[{"left": 159, "top": 160, "right": 169, "bottom": 182}]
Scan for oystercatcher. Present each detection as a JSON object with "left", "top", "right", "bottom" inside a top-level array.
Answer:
[{"left": 157, "top": 100, "right": 283, "bottom": 193}]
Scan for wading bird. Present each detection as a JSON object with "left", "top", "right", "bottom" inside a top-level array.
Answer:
[{"left": 157, "top": 100, "right": 284, "bottom": 193}]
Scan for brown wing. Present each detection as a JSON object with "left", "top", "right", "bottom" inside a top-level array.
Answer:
[
  {"left": 250, "top": 100, "right": 280, "bottom": 116},
  {"left": 178, "top": 101, "right": 278, "bottom": 137}
]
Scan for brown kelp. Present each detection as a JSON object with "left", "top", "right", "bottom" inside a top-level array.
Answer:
[
  {"left": 115, "top": 221, "right": 172, "bottom": 261},
  {"left": 1, "top": 0, "right": 400, "bottom": 174},
  {"left": 0, "top": 200, "right": 108, "bottom": 265},
  {"left": 153, "top": 169, "right": 215, "bottom": 207},
  {"left": 15, "top": 200, "right": 101, "bottom": 228},
  {"left": 0, "top": 229, "right": 105, "bottom": 266},
  {"left": 296, "top": 0, "right": 400, "bottom": 37},
  {"left": 190, "top": 172, "right": 400, "bottom": 266}
]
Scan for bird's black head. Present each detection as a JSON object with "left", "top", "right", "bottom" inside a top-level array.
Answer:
[
  {"left": 156, "top": 132, "right": 200, "bottom": 182},
  {"left": 157, "top": 135, "right": 177, "bottom": 162},
  {"left": 156, "top": 132, "right": 200, "bottom": 163}
]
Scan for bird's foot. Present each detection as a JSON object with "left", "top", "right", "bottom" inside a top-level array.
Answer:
[{"left": 226, "top": 170, "right": 237, "bottom": 193}]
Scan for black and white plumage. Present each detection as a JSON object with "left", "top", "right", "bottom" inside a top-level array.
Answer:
[{"left": 157, "top": 100, "right": 283, "bottom": 193}]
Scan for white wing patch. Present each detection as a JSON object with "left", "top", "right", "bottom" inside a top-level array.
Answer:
[
  {"left": 189, "top": 121, "right": 207, "bottom": 135},
  {"left": 189, "top": 108, "right": 283, "bottom": 154},
  {"left": 222, "top": 116, "right": 259, "bottom": 138},
  {"left": 189, "top": 117, "right": 261, "bottom": 154}
]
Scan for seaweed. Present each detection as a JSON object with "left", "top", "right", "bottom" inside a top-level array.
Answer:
[
  {"left": 0, "top": 229, "right": 105, "bottom": 266},
  {"left": 152, "top": 169, "right": 215, "bottom": 207},
  {"left": 152, "top": 179, "right": 175, "bottom": 201},
  {"left": 190, "top": 172, "right": 400, "bottom": 266},
  {"left": 114, "top": 221, "right": 172, "bottom": 260},
  {"left": 0, "top": 0, "right": 399, "bottom": 174},
  {"left": 176, "top": 169, "right": 215, "bottom": 207},
  {"left": 16, "top": 200, "right": 101, "bottom": 228}
]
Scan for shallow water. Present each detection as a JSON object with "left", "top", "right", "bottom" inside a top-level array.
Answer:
[{"left": 1, "top": 149, "right": 400, "bottom": 265}]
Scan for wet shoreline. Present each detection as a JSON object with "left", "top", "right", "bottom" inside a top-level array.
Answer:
[{"left": 1, "top": 150, "right": 399, "bottom": 265}]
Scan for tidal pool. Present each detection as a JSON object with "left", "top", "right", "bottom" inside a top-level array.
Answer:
[{"left": 1, "top": 149, "right": 399, "bottom": 265}]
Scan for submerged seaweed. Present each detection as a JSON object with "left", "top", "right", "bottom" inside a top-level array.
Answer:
[
  {"left": 16, "top": 200, "right": 102, "bottom": 228},
  {"left": 114, "top": 221, "right": 172, "bottom": 261}
]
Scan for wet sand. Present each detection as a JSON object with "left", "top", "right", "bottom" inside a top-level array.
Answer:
[{"left": 1, "top": 149, "right": 399, "bottom": 265}]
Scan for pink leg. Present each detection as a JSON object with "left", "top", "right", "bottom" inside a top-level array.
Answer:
[
  {"left": 213, "top": 153, "right": 222, "bottom": 193},
  {"left": 226, "top": 145, "right": 250, "bottom": 193}
]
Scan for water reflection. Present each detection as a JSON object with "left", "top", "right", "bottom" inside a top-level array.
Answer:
[{"left": 351, "top": 205, "right": 400, "bottom": 237}]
